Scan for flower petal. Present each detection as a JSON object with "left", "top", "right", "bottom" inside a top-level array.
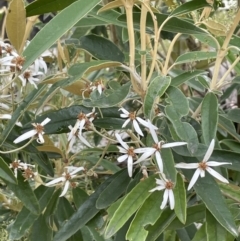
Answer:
[
  {"left": 133, "top": 119, "right": 144, "bottom": 136},
  {"left": 206, "top": 167, "right": 229, "bottom": 183},
  {"left": 78, "top": 134, "right": 92, "bottom": 148},
  {"left": 207, "top": 161, "right": 231, "bottom": 167},
  {"left": 149, "top": 186, "right": 165, "bottom": 192},
  {"left": 117, "top": 146, "right": 128, "bottom": 154},
  {"left": 160, "top": 189, "right": 169, "bottom": 209},
  {"left": 136, "top": 117, "right": 149, "bottom": 128},
  {"left": 127, "top": 156, "right": 133, "bottom": 177},
  {"left": 187, "top": 168, "right": 201, "bottom": 190},
  {"left": 120, "top": 114, "right": 129, "bottom": 118},
  {"left": 169, "top": 189, "right": 175, "bottom": 210},
  {"left": 41, "top": 117, "right": 51, "bottom": 126},
  {"left": 122, "top": 118, "right": 131, "bottom": 128},
  {"left": 134, "top": 148, "right": 155, "bottom": 164},
  {"left": 119, "top": 108, "right": 129, "bottom": 115},
  {"left": 203, "top": 139, "right": 215, "bottom": 163},
  {"left": 45, "top": 177, "right": 65, "bottom": 186},
  {"left": 155, "top": 151, "right": 163, "bottom": 172},
  {"left": 175, "top": 163, "right": 199, "bottom": 169},
  {"left": 37, "top": 133, "right": 45, "bottom": 144},
  {"left": 13, "top": 130, "right": 37, "bottom": 143},
  {"left": 60, "top": 181, "right": 70, "bottom": 197},
  {"left": 117, "top": 154, "right": 128, "bottom": 163},
  {"left": 162, "top": 142, "right": 187, "bottom": 148},
  {"left": 115, "top": 133, "right": 129, "bottom": 150},
  {"left": 70, "top": 166, "right": 84, "bottom": 175}
]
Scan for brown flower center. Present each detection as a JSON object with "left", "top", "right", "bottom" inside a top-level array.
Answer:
[
  {"left": 165, "top": 181, "right": 174, "bottom": 189},
  {"left": 77, "top": 112, "right": 86, "bottom": 120},
  {"left": 198, "top": 162, "right": 207, "bottom": 170},
  {"left": 23, "top": 71, "right": 31, "bottom": 79},
  {"left": 33, "top": 124, "right": 44, "bottom": 134},
  {"left": 11, "top": 161, "right": 19, "bottom": 169},
  {"left": 23, "top": 168, "right": 35, "bottom": 180},
  {"left": 127, "top": 147, "right": 136, "bottom": 157},
  {"left": 128, "top": 112, "right": 136, "bottom": 120},
  {"left": 65, "top": 172, "right": 72, "bottom": 180}
]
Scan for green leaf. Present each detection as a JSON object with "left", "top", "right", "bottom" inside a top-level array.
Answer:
[
  {"left": 146, "top": 208, "right": 176, "bottom": 241},
  {"left": 72, "top": 187, "right": 89, "bottom": 209},
  {"left": 219, "top": 182, "right": 240, "bottom": 203},
  {"left": 174, "top": 173, "right": 186, "bottom": 224},
  {"left": 192, "top": 223, "right": 207, "bottom": 241},
  {"left": 83, "top": 81, "right": 131, "bottom": 108},
  {"left": 185, "top": 171, "right": 238, "bottom": 237},
  {"left": 9, "top": 185, "right": 55, "bottom": 240},
  {"left": 0, "top": 157, "right": 17, "bottom": 184},
  {"left": 53, "top": 170, "right": 125, "bottom": 241},
  {"left": 23, "top": 0, "right": 101, "bottom": 71},
  {"left": 44, "top": 189, "right": 61, "bottom": 218},
  {"left": 126, "top": 191, "right": 163, "bottom": 241},
  {"left": 0, "top": 85, "right": 46, "bottom": 146},
  {"left": 206, "top": 209, "right": 233, "bottom": 241},
  {"left": 201, "top": 92, "right": 218, "bottom": 145},
  {"left": 144, "top": 75, "right": 171, "bottom": 119},
  {"left": 96, "top": 169, "right": 131, "bottom": 209},
  {"left": 105, "top": 174, "right": 156, "bottom": 238},
  {"left": 221, "top": 140, "right": 240, "bottom": 153},
  {"left": 171, "top": 70, "right": 207, "bottom": 86},
  {"left": 161, "top": 148, "right": 176, "bottom": 183},
  {"left": 7, "top": 172, "right": 40, "bottom": 215},
  {"left": 75, "top": 17, "right": 107, "bottom": 27},
  {"left": 26, "top": 0, "right": 77, "bottom": 16},
  {"left": 29, "top": 214, "right": 52, "bottom": 241},
  {"left": 170, "top": 0, "right": 211, "bottom": 16},
  {"left": 227, "top": 108, "right": 240, "bottom": 123},
  {"left": 175, "top": 51, "right": 217, "bottom": 65},
  {"left": 118, "top": 13, "right": 207, "bottom": 35},
  {"left": 78, "top": 34, "right": 124, "bottom": 62}
]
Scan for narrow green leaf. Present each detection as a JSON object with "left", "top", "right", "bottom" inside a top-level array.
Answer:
[
  {"left": 0, "top": 157, "right": 17, "bottom": 184},
  {"left": 44, "top": 189, "right": 61, "bottom": 218},
  {"left": 171, "top": 70, "right": 207, "bottom": 86},
  {"left": 201, "top": 92, "right": 218, "bottom": 145},
  {"left": 146, "top": 208, "right": 176, "bottom": 241},
  {"left": 161, "top": 148, "right": 176, "bottom": 182},
  {"left": 75, "top": 17, "right": 107, "bottom": 27},
  {"left": 227, "top": 108, "right": 240, "bottom": 123},
  {"left": 175, "top": 51, "right": 217, "bottom": 65},
  {"left": 53, "top": 170, "right": 124, "bottom": 241},
  {"left": 0, "top": 85, "right": 45, "bottom": 146},
  {"left": 206, "top": 209, "right": 232, "bottom": 241},
  {"left": 126, "top": 191, "right": 163, "bottom": 241},
  {"left": 96, "top": 169, "right": 131, "bottom": 209},
  {"left": 174, "top": 173, "right": 186, "bottom": 224},
  {"left": 221, "top": 139, "right": 240, "bottom": 153},
  {"left": 23, "top": 0, "right": 101, "bottom": 71},
  {"left": 78, "top": 34, "right": 124, "bottom": 62},
  {"left": 192, "top": 223, "right": 207, "bottom": 241},
  {"left": 219, "top": 182, "right": 240, "bottom": 203},
  {"left": 170, "top": 0, "right": 211, "bottom": 16},
  {"left": 26, "top": 0, "right": 77, "bottom": 16},
  {"left": 72, "top": 187, "right": 89, "bottom": 209},
  {"left": 83, "top": 81, "right": 131, "bottom": 108},
  {"left": 144, "top": 75, "right": 171, "bottom": 119},
  {"left": 7, "top": 173, "right": 40, "bottom": 215},
  {"left": 105, "top": 175, "right": 156, "bottom": 238}
]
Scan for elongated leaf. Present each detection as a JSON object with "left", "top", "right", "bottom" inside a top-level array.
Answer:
[
  {"left": 170, "top": 0, "right": 211, "bottom": 16},
  {"left": 174, "top": 173, "right": 186, "bottom": 224},
  {"left": 219, "top": 182, "right": 240, "bottom": 203},
  {"left": 206, "top": 209, "right": 231, "bottom": 241},
  {"left": 161, "top": 148, "right": 176, "bottom": 182},
  {"left": 96, "top": 169, "right": 130, "bottom": 209},
  {"left": 146, "top": 208, "right": 176, "bottom": 241},
  {"left": 105, "top": 175, "right": 156, "bottom": 238},
  {"left": 126, "top": 191, "right": 163, "bottom": 241},
  {"left": 7, "top": 173, "right": 39, "bottom": 215},
  {"left": 118, "top": 13, "right": 207, "bottom": 35},
  {"left": 201, "top": 92, "right": 218, "bottom": 145},
  {"left": 175, "top": 51, "right": 217, "bottom": 65},
  {"left": 192, "top": 223, "right": 207, "bottom": 241},
  {"left": 83, "top": 81, "right": 131, "bottom": 108},
  {"left": 184, "top": 171, "right": 238, "bottom": 237},
  {"left": 23, "top": 0, "right": 101, "bottom": 71},
  {"left": 75, "top": 17, "right": 107, "bottom": 27},
  {"left": 171, "top": 70, "right": 207, "bottom": 86},
  {"left": 144, "top": 76, "right": 171, "bottom": 119},
  {"left": 0, "top": 157, "right": 17, "bottom": 184},
  {"left": 227, "top": 108, "right": 240, "bottom": 123},
  {"left": 0, "top": 85, "right": 46, "bottom": 146},
  {"left": 78, "top": 34, "right": 124, "bottom": 62},
  {"left": 6, "top": 0, "right": 26, "bottom": 53},
  {"left": 221, "top": 139, "right": 240, "bottom": 153},
  {"left": 26, "top": 0, "right": 77, "bottom": 16},
  {"left": 53, "top": 170, "right": 125, "bottom": 241}
]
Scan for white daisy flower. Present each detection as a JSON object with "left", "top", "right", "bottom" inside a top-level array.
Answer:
[
  {"left": 67, "top": 125, "right": 92, "bottom": 153},
  {"left": 13, "top": 117, "right": 51, "bottom": 144},
  {"left": 149, "top": 173, "right": 175, "bottom": 210},
  {"left": 115, "top": 133, "right": 147, "bottom": 177},
  {"left": 34, "top": 56, "right": 47, "bottom": 74},
  {"left": 90, "top": 80, "right": 105, "bottom": 95},
  {"left": 175, "top": 139, "right": 231, "bottom": 190},
  {"left": 45, "top": 166, "right": 84, "bottom": 197},
  {"left": 119, "top": 108, "right": 157, "bottom": 136},
  {"left": 9, "top": 159, "right": 34, "bottom": 178},
  {"left": 135, "top": 122, "right": 187, "bottom": 172}
]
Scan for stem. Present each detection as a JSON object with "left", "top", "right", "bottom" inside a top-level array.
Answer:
[
  {"left": 191, "top": 102, "right": 202, "bottom": 119},
  {"left": 210, "top": 9, "right": 240, "bottom": 90}
]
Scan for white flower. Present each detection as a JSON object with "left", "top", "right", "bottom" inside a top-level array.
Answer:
[
  {"left": 175, "top": 139, "right": 231, "bottom": 190},
  {"left": 149, "top": 173, "right": 175, "bottom": 210},
  {"left": 115, "top": 133, "right": 146, "bottom": 177},
  {"left": 45, "top": 166, "right": 84, "bottom": 197},
  {"left": 0, "top": 114, "right": 22, "bottom": 126},
  {"left": 34, "top": 57, "right": 47, "bottom": 74},
  {"left": 135, "top": 123, "right": 187, "bottom": 172},
  {"left": 9, "top": 159, "right": 36, "bottom": 178},
  {"left": 71, "top": 108, "right": 96, "bottom": 137},
  {"left": 90, "top": 80, "right": 105, "bottom": 95},
  {"left": 67, "top": 125, "right": 92, "bottom": 153},
  {"left": 13, "top": 117, "right": 51, "bottom": 144},
  {"left": 119, "top": 108, "right": 157, "bottom": 136}
]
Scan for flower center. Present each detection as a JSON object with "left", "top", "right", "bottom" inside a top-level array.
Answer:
[
  {"left": 128, "top": 112, "right": 136, "bottom": 120},
  {"left": 77, "top": 112, "right": 86, "bottom": 120},
  {"left": 165, "top": 181, "right": 174, "bottom": 189},
  {"left": 198, "top": 162, "right": 208, "bottom": 170},
  {"left": 35, "top": 124, "right": 44, "bottom": 134},
  {"left": 11, "top": 161, "right": 19, "bottom": 169},
  {"left": 65, "top": 172, "right": 72, "bottom": 180},
  {"left": 23, "top": 71, "right": 31, "bottom": 79},
  {"left": 127, "top": 147, "right": 135, "bottom": 157},
  {"left": 23, "top": 168, "right": 35, "bottom": 180},
  {"left": 11, "top": 56, "right": 25, "bottom": 67}
]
